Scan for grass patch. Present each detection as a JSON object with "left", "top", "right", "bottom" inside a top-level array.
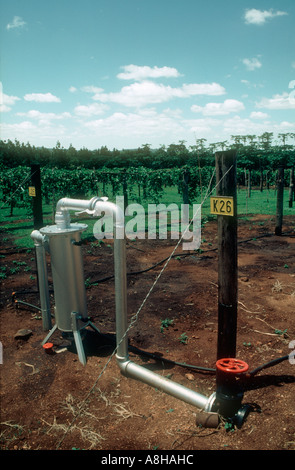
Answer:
[{"left": 0, "top": 188, "right": 293, "bottom": 249}]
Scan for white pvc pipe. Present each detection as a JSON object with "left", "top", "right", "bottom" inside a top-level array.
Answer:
[
  {"left": 31, "top": 230, "right": 52, "bottom": 331},
  {"left": 117, "top": 358, "right": 214, "bottom": 410},
  {"left": 54, "top": 197, "right": 215, "bottom": 411},
  {"left": 56, "top": 196, "right": 100, "bottom": 214}
]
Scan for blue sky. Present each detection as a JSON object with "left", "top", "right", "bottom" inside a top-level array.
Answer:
[{"left": 0, "top": 0, "right": 294, "bottom": 150}]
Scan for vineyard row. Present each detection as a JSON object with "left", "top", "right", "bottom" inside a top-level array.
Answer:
[{"left": 1, "top": 165, "right": 293, "bottom": 216}]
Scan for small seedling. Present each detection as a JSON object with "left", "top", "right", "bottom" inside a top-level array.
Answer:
[
  {"left": 160, "top": 318, "right": 173, "bottom": 333},
  {"left": 179, "top": 333, "right": 188, "bottom": 344},
  {"left": 224, "top": 421, "right": 236, "bottom": 432},
  {"left": 274, "top": 328, "right": 287, "bottom": 336},
  {"left": 10, "top": 267, "right": 20, "bottom": 275}
]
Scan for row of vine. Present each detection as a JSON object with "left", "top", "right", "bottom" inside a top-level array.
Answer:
[{"left": 0, "top": 164, "right": 288, "bottom": 216}]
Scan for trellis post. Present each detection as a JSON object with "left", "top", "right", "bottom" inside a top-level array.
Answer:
[
  {"left": 275, "top": 167, "right": 284, "bottom": 236},
  {"left": 215, "top": 150, "right": 238, "bottom": 360},
  {"left": 30, "top": 164, "right": 43, "bottom": 230}
]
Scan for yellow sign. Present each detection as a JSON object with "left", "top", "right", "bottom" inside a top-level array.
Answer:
[
  {"left": 29, "top": 186, "right": 36, "bottom": 197},
  {"left": 210, "top": 196, "right": 234, "bottom": 216}
]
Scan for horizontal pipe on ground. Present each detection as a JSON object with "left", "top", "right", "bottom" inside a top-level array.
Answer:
[{"left": 117, "top": 358, "right": 214, "bottom": 411}]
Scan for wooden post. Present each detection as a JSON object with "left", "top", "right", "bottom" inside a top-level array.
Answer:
[
  {"left": 182, "top": 169, "right": 190, "bottom": 223},
  {"left": 275, "top": 167, "right": 284, "bottom": 236},
  {"left": 247, "top": 170, "right": 251, "bottom": 198},
  {"left": 289, "top": 167, "right": 294, "bottom": 208},
  {"left": 30, "top": 164, "right": 43, "bottom": 230},
  {"left": 122, "top": 171, "right": 128, "bottom": 213},
  {"left": 266, "top": 171, "right": 269, "bottom": 190},
  {"left": 260, "top": 170, "right": 263, "bottom": 192},
  {"left": 215, "top": 150, "right": 238, "bottom": 360},
  {"left": 182, "top": 169, "right": 190, "bottom": 205}
]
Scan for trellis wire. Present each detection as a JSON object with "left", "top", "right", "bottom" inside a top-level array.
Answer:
[{"left": 0, "top": 169, "right": 38, "bottom": 211}]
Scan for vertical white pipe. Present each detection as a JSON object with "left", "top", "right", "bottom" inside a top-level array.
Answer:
[{"left": 31, "top": 230, "right": 51, "bottom": 331}]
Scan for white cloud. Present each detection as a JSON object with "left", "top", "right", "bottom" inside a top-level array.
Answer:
[
  {"left": 24, "top": 92, "right": 61, "bottom": 103},
  {"left": 74, "top": 103, "right": 109, "bottom": 117},
  {"left": 79, "top": 110, "right": 295, "bottom": 147},
  {"left": 16, "top": 110, "right": 71, "bottom": 122},
  {"left": 4, "top": 121, "right": 37, "bottom": 131},
  {"left": 241, "top": 79, "right": 264, "bottom": 89},
  {"left": 6, "top": 16, "right": 27, "bottom": 31},
  {"left": 223, "top": 115, "right": 266, "bottom": 135},
  {"left": 244, "top": 9, "right": 288, "bottom": 25},
  {"left": 242, "top": 57, "right": 262, "bottom": 71},
  {"left": 187, "top": 115, "right": 293, "bottom": 141},
  {"left": 275, "top": 121, "right": 295, "bottom": 130},
  {"left": 91, "top": 81, "right": 226, "bottom": 107},
  {"left": 81, "top": 86, "right": 104, "bottom": 94},
  {"left": 117, "top": 65, "right": 181, "bottom": 81},
  {"left": 184, "top": 117, "right": 220, "bottom": 136},
  {"left": 83, "top": 108, "right": 185, "bottom": 141},
  {"left": 69, "top": 86, "right": 78, "bottom": 93},
  {"left": 0, "top": 104, "right": 10, "bottom": 113},
  {"left": 256, "top": 92, "right": 295, "bottom": 110},
  {"left": 191, "top": 99, "right": 244, "bottom": 116},
  {"left": 0, "top": 84, "right": 20, "bottom": 112},
  {"left": 0, "top": 120, "right": 69, "bottom": 147},
  {"left": 250, "top": 111, "right": 269, "bottom": 119},
  {"left": 181, "top": 83, "right": 225, "bottom": 96}
]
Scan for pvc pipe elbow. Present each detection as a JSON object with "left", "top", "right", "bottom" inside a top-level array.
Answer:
[
  {"left": 31, "top": 230, "right": 46, "bottom": 245},
  {"left": 56, "top": 196, "right": 101, "bottom": 214},
  {"left": 116, "top": 356, "right": 131, "bottom": 375},
  {"left": 93, "top": 200, "right": 125, "bottom": 238},
  {"left": 93, "top": 200, "right": 124, "bottom": 224}
]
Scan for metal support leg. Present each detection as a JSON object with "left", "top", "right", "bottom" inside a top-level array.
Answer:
[
  {"left": 88, "top": 321, "right": 100, "bottom": 335},
  {"left": 42, "top": 323, "right": 57, "bottom": 345},
  {"left": 42, "top": 312, "right": 100, "bottom": 365},
  {"left": 71, "top": 311, "right": 86, "bottom": 366}
]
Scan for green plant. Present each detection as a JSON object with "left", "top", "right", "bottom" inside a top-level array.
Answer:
[
  {"left": 9, "top": 267, "right": 20, "bottom": 275},
  {"left": 13, "top": 260, "right": 27, "bottom": 266},
  {"left": 85, "top": 277, "right": 92, "bottom": 288},
  {"left": 160, "top": 318, "right": 174, "bottom": 333},
  {"left": 224, "top": 420, "right": 236, "bottom": 432},
  {"left": 275, "top": 328, "right": 288, "bottom": 336},
  {"left": 179, "top": 332, "right": 188, "bottom": 344}
]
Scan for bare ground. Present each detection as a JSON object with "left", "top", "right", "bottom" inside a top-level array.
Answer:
[{"left": 0, "top": 214, "right": 295, "bottom": 452}]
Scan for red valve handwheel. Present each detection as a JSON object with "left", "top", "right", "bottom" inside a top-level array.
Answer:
[
  {"left": 43, "top": 342, "right": 54, "bottom": 354},
  {"left": 216, "top": 358, "right": 249, "bottom": 374}
]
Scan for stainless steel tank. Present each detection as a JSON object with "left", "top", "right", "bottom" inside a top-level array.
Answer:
[{"left": 40, "top": 223, "right": 88, "bottom": 332}]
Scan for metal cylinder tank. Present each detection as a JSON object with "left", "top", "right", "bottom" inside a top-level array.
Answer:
[{"left": 40, "top": 223, "right": 88, "bottom": 332}]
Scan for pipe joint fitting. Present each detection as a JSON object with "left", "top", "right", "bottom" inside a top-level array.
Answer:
[
  {"left": 31, "top": 230, "right": 47, "bottom": 246},
  {"left": 116, "top": 356, "right": 131, "bottom": 375}
]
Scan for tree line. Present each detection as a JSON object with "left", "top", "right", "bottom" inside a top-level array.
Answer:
[{"left": 0, "top": 132, "right": 295, "bottom": 171}]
